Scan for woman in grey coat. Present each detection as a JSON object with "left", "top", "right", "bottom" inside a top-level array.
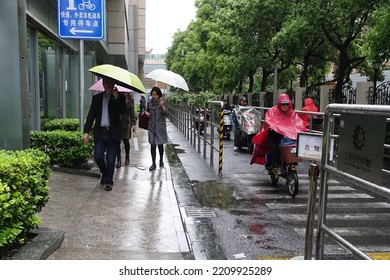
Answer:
[
  {"left": 116, "top": 91, "right": 136, "bottom": 168},
  {"left": 145, "top": 86, "right": 169, "bottom": 171}
]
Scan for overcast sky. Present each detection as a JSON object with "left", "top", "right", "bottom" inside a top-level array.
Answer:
[{"left": 145, "top": 0, "right": 196, "bottom": 54}]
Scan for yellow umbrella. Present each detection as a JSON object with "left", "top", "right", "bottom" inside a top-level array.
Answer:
[
  {"left": 88, "top": 79, "right": 131, "bottom": 92},
  {"left": 89, "top": 64, "right": 146, "bottom": 93}
]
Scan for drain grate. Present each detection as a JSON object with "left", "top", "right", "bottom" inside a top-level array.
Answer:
[{"left": 185, "top": 207, "right": 216, "bottom": 218}]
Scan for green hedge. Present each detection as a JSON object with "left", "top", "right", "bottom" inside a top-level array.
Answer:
[
  {"left": 0, "top": 149, "right": 51, "bottom": 250},
  {"left": 42, "top": 118, "right": 80, "bottom": 131},
  {"left": 165, "top": 91, "right": 217, "bottom": 107},
  {"left": 30, "top": 130, "right": 94, "bottom": 168}
]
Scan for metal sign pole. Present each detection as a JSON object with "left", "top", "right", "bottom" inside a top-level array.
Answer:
[
  {"left": 304, "top": 162, "right": 320, "bottom": 259},
  {"left": 79, "top": 40, "right": 84, "bottom": 131},
  {"left": 57, "top": 0, "right": 105, "bottom": 131}
]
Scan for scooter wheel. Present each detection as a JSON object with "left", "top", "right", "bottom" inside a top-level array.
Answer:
[
  {"left": 270, "top": 171, "right": 278, "bottom": 186},
  {"left": 287, "top": 171, "right": 299, "bottom": 197}
]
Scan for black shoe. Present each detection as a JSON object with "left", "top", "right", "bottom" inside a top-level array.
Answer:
[
  {"left": 104, "top": 184, "right": 113, "bottom": 191},
  {"left": 159, "top": 161, "right": 164, "bottom": 167},
  {"left": 149, "top": 164, "right": 156, "bottom": 171}
]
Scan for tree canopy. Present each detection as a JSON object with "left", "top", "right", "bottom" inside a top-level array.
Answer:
[{"left": 165, "top": 0, "right": 390, "bottom": 101}]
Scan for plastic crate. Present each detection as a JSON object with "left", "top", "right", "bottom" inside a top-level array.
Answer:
[{"left": 280, "top": 145, "right": 301, "bottom": 163}]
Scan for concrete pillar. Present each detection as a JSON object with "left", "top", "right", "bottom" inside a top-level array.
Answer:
[
  {"left": 247, "top": 92, "right": 253, "bottom": 106},
  {"left": 273, "top": 65, "right": 278, "bottom": 105},
  {"left": 320, "top": 85, "right": 333, "bottom": 112},
  {"left": 128, "top": 5, "right": 139, "bottom": 74},
  {"left": 228, "top": 93, "right": 234, "bottom": 105},
  {"left": 356, "top": 82, "right": 372, "bottom": 104},
  {"left": 259, "top": 91, "right": 266, "bottom": 107},
  {"left": 295, "top": 87, "right": 305, "bottom": 110}
]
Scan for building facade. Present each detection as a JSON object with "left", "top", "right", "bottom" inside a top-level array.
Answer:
[{"left": 0, "top": 0, "right": 145, "bottom": 150}]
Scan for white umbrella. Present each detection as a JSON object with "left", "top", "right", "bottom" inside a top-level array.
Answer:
[{"left": 145, "top": 69, "right": 189, "bottom": 91}]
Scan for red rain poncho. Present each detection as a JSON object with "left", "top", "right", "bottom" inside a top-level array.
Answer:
[
  {"left": 250, "top": 94, "right": 306, "bottom": 165},
  {"left": 299, "top": 98, "right": 318, "bottom": 127}
]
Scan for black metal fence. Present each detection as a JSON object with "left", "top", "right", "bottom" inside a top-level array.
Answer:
[{"left": 368, "top": 81, "right": 390, "bottom": 105}]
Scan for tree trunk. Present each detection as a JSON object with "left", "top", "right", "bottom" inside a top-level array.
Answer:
[
  {"left": 334, "top": 48, "right": 349, "bottom": 103},
  {"left": 237, "top": 80, "right": 243, "bottom": 93},
  {"left": 300, "top": 55, "right": 310, "bottom": 87},
  {"left": 261, "top": 69, "right": 272, "bottom": 91},
  {"left": 248, "top": 69, "right": 254, "bottom": 92}
]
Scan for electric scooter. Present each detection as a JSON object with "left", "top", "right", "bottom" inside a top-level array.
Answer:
[
  {"left": 268, "top": 143, "right": 301, "bottom": 198},
  {"left": 233, "top": 106, "right": 262, "bottom": 154},
  {"left": 222, "top": 108, "right": 233, "bottom": 140},
  {"left": 193, "top": 108, "right": 207, "bottom": 135}
]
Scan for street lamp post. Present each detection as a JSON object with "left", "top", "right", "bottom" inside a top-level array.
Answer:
[{"left": 372, "top": 62, "right": 380, "bottom": 104}]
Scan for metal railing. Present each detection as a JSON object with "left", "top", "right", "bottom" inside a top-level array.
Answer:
[
  {"left": 167, "top": 101, "right": 225, "bottom": 176},
  {"left": 167, "top": 102, "right": 326, "bottom": 176},
  {"left": 168, "top": 101, "right": 390, "bottom": 260},
  {"left": 316, "top": 104, "right": 390, "bottom": 260}
]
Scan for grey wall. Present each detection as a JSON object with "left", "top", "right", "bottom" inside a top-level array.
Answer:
[{"left": 0, "top": 0, "right": 29, "bottom": 150}]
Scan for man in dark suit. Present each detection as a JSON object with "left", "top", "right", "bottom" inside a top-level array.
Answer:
[{"left": 83, "top": 77, "right": 126, "bottom": 191}]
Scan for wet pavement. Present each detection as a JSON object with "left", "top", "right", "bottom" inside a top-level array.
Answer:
[
  {"left": 167, "top": 121, "right": 390, "bottom": 260},
  {"left": 20, "top": 118, "right": 390, "bottom": 261},
  {"left": 164, "top": 121, "right": 304, "bottom": 260},
  {"left": 35, "top": 125, "right": 191, "bottom": 260}
]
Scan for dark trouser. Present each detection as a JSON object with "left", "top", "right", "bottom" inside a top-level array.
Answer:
[
  {"left": 118, "top": 139, "right": 130, "bottom": 159},
  {"left": 151, "top": 144, "right": 164, "bottom": 164},
  {"left": 268, "top": 129, "right": 283, "bottom": 166},
  {"left": 94, "top": 129, "right": 120, "bottom": 185}
]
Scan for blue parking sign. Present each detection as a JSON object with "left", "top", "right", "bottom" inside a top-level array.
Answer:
[{"left": 58, "top": 0, "right": 105, "bottom": 40}]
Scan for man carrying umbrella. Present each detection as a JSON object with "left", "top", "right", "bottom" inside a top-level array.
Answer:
[{"left": 83, "top": 77, "right": 127, "bottom": 191}]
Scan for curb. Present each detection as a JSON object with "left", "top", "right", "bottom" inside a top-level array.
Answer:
[
  {"left": 11, "top": 228, "right": 64, "bottom": 260},
  {"left": 164, "top": 152, "right": 194, "bottom": 259},
  {"left": 50, "top": 165, "right": 101, "bottom": 178}
]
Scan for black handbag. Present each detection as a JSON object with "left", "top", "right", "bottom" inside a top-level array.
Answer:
[{"left": 138, "top": 112, "right": 149, "bottom": 130}]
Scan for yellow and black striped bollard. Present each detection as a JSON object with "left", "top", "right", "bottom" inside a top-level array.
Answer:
[{"left": 218, "top": 107, "right": 224, "bottom": 176}]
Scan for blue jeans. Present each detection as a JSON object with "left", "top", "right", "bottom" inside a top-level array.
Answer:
[{"left": 94, "top": 129, "right": 120, "bottom": 185}]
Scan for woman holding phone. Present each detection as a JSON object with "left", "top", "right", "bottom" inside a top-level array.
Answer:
[{"left": 144, "top": 86, "right": 169, "bottom": 171}]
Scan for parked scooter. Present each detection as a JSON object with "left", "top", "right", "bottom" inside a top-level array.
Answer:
[
  {"left": 193, "top": 108, "right": 207, "bottom": 135},
  {"left": 233, "top": 106, "right": 262, "bottom": 154},
  {"left": 222, "top": 108, "right": 233, "bottom": 140}
]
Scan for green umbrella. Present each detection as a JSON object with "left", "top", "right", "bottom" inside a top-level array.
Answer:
[{"left": 89, "top": 64, "right": 146, "bottom": 93}]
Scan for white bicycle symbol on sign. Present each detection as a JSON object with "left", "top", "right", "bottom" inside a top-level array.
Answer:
[{"left": 78, "top": 0, "right": 96, "bottom": 10}]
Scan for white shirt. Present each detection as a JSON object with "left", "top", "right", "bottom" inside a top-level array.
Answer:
[{"left": 100, "top": 94, "right": 110, "bottom": 127}]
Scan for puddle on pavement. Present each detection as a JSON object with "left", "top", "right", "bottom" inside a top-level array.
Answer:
[
  {"left": 190, "top": 181, "right": 237, "bottom": 208},
  {"left": 168, "top": 142, "right": 265, "bottom": 218},
  {"left": 169, "top": 143, "right": 185, "bottom": 154},
  {"left": 249, "top": 223, "right": 265, "bottom": 235},
  {"left": 229, "top": 209, "right": 252, "bottom": 216},
  {"left": 166, "top": 144, "right": 184, "bottom": 165}
]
